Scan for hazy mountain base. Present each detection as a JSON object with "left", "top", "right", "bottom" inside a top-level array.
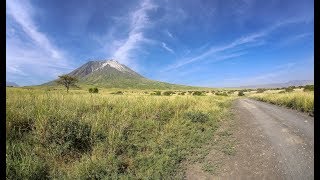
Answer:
[{"left": 6, "top": 87, "right": 234, "bottom": 179}]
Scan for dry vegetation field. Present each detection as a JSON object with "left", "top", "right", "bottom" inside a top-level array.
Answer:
[
  {"left": 6, "top": 87, "right": 235, "bottom": 179},
  {"left": 249, "top": 88, "right": 314, "bottom": 115}
]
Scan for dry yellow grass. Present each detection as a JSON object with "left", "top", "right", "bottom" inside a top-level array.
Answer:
[
  {"left": 6, "top": 87, "right": 234, "bottom": 179},
  {"left": 249, "top": 91, "right": 314, "bottom": 115}
]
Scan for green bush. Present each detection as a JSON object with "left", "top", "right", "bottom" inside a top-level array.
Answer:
[
  {"left": 42, "top": 118, "right": 93, "bottom": 155},
  {"left": 278, "top": 90, "right": 286, "bottom": 94},
  {"left": 89, "top": 87, "right": 99, "bottom": 93},
  {"left": 304, "top": 85, "right": 314, "bottom": 92},
  {"left": 238, "top": 91, "right": 245, "bottom": 96},
  {"left": 7, "top": 118, "right": 34, "bottom": 140},
  {"left": 193, "top": 91, "right": 204, "bottom": 96},
  {"left": 184, "top": 111, "right": 210, "bottom": 123},
  {"left": 215, "top": 92, "right": 228, "bottom": 96},
  {"left": 162, "top": 91, "right": 174, "bottom": 96},
  {"left": 256, "top": 88, "right": 265, "bottom": 93},
  {"left": 6, "top": 142, "right": 50, "bottom": 180}
]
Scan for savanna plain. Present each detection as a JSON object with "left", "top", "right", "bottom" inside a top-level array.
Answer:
[{"left": 6, "top": 85, "right": 313, "bottom": 179}]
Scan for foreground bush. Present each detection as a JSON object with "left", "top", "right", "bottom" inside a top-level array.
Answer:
[
  {"left": 41, "top": 118, "right": 93, "bottom": 155},
  {"left": 184, "top": 111, "right": 210, "bottom": 123},
  {"left": 6, "top": 142, "right": 50, "bottom": 180}
]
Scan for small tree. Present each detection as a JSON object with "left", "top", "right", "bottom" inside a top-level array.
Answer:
[
  {"left": 238, "top": 91, "right": 245, "bottom": 96},
  {"left": 56, "top": 75, "right": 78, "bottom": 93}
]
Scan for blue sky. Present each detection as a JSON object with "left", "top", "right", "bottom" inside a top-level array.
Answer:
[{"left": 6, "top": 0, "right": 314, "bottom": 87}]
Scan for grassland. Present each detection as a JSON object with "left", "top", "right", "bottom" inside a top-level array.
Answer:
[
  {"left": 249, "top": 90, "right": 314, "bottom": 115},
  {"left": 6, "top": 87, "right": 234, "bottom": 179}
]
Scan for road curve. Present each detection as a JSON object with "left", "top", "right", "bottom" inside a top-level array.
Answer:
[{"left": 237, "top": 98, "right": 314, "bottom": 179}]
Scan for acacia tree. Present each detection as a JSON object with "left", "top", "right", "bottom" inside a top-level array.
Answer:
[{"left": 56, "top": 75, "right": 78, "bottom": 93}]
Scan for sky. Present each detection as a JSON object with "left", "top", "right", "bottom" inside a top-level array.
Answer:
[{"left": 6, "top": 0, "right": 314, "bottom": 87}]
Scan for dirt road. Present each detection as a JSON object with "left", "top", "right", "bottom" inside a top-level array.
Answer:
[{"left": 185, "top": 98, "right": 314, "bottom": 179}]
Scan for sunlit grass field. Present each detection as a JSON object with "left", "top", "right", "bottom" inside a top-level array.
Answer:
[
  {"left": 6, "top": 87, "right": 234, "bottom": 179},
  {"left": 249, "top": 90, "right": 314, "bottom": 115}
]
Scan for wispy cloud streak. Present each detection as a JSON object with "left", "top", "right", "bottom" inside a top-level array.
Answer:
[
  {"left": 7, "top": 0, "right": 63, "bottom": 59},
  {"left": 6, "top": 0, "right": 73, "bottom": 85},
  {"left": 165, "top": 19, "right": 307, "bottom": 71},
  {"left": 112, "top": 0, "right": 156, "bottom": 65},
  {"left": 161, "top": 42, "right": 175, "bottom": 54}
]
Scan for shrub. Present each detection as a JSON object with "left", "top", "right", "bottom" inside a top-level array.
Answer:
[
  {"left": 179, "top": 92, "right": 186, "bottom": 95},
  {"left": 193, "top": 91, "right": 204, "bottom": 96},
  {"left": 303, "top": 85, "right": 314, "bottom": 92},
  {"left": 163, "top": 91, "right": 174, "bottom": 96},
  {"left": 238, "top": 91, "right": 245, "bottom": 96},
  {"left": 278, "top": 90, "right": 286, "bottom": 94},
  {"left": 256, "top": 88, "right": 265, "bottom": 93},
  {"left": 215, "top": 92, "right": 228, "bottom": 96},
  {"left": 6, "top": 142, "right": 50, "bottom": 180},
  {"left": 7, "top": 118, "right": 34, "bottom": 140},
  {"left": 89, "top": 87, "right": 99, "bottom": 93},
  {"left": 184, "top": 111, "right": 210, "bottom": 123},
  {"left": 42, "top": 118, "right": 93, "bottom": 155}
]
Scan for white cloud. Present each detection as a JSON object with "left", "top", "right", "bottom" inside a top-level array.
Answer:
[
  {"left": 164, "top": 19, "right": 307, "bottom": 71},
  {"left": 7, "top": 0, "right": 63, "bottom": 59},
  {"left": 112, "top": 0, "right": 157, "bottom": 66},
  {"left": 161, "top": 42, "right": 175, "bottom": 54},
  {"left": 166, "top": 30, "right": 173, "bottom": 38},
  {"left": 6, "top": 0, "right": 73, "bottom": 85}
]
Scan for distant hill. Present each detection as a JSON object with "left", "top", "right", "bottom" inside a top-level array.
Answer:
[
  {"left": 6, "top": 81, "right": 19, "bottom": 87},
  {"left": 238, "top": 80, "right": 314, "bottom": 89},
  {"left": 43, "top": 59, "right": 198, "bottom": 89}
]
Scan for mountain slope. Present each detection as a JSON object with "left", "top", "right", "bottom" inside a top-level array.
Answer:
[
  {"left": 6, "top": 81, "right": 19, "bottom": 87},
  {"left": 44, "top": 60, "right": 196, "bottom": 89}
]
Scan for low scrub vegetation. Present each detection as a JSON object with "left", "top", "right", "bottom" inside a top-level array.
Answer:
[
  {"left": 256, "top": 88, "right": 266, "bottom": 93},
  {"left": 192, "top": 91, "right": 205, "bottom": 96},
  {"left": 215, "top": 92, "right": 228, "bottom": 96},
  {"left": 303, "top": 85, "right": 314, "bottom": 92},
  {"left": 238, "top": 91, "right": 245, "bottom": 96},
  {"left": 89, "top": 87, "right": 99, "bottom": 93},
  {"left": 250, "top": 91, "right": 314, "bottom": 115},
  {"left": 162, "top": 91, "right": 175, "bottom": 96},
  {"left": 6, "top": 88, "right": 233, "bottom": 179}
]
